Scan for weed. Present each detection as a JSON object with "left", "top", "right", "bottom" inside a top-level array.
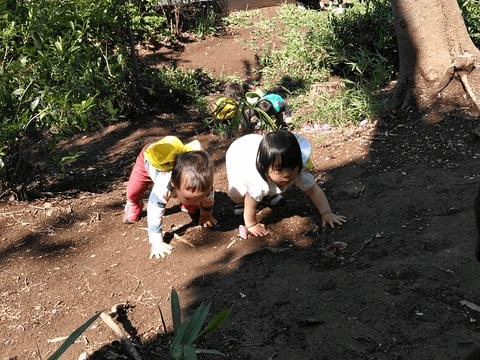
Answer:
[{"left": 169, "top": 289, "right": 230, "bottom": 360}]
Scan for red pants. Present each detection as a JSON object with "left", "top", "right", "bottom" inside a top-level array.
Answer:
[{"left": 126, "top": 147, "right": 152, "bottom": 204}]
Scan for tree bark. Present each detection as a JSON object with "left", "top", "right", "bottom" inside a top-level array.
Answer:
[{"left": 391, "top": 0, "right": 480, "bottom": 114}]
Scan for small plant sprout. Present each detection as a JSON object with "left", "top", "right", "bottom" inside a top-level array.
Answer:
[{"left": 170, "top": 289, "right": 230, "bottom": 360}]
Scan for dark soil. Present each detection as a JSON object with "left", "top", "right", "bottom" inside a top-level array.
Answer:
[{"left": 2, "top": 5, "right": 480, "bottom": 360}]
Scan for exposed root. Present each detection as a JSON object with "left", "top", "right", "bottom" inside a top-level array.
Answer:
[{"left": 459, "top": 72, "right": 480, "bottom": 111}]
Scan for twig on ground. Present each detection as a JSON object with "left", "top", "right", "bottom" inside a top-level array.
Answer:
[
  {"left": 172, "top": 233, "right": 195, "bottom": 247},
  {"left": 226, "top": 239, "right": 236, "bottom": 249},
  {"left": 461, "top": 300, "right": 480, "bottom": 313},
  {"left": 100, "top": 312, "right": 142, "bottom": 360},
  {"left": 47, "top": 336, "right": 69, "bottom": 344},
  {"left": 350, "top": 235, "right": 374, "bottom": 259},
  {"left": 108, "top": 303, "right": 128, "bottom": 317},
  {"left": 129, "top": 280, "right": 142, "bottom": 301},
  {"left": 158, "top": 305, "right": 167, "bottom": 334}
]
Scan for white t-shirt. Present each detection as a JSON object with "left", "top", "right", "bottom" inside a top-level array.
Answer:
[{"left": 226, "top": 134, "right": 315, "bottom": 203}]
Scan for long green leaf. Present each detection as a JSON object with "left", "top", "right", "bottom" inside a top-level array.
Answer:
[
  {"left": 255, "top": 108, "right": 277, "bottom": 130},
  {"left": 181, "top": 302, "right": 210, "bottom": 345},
  {"left": 184, "top": 344, "right": 197, "bottom": 360},
  {"left": 196, "top": 349, "right": 225, "bottom": 356},
  {"left": 171, "top": 289, "right": 181, "bottom": 334},
  {"left": 47, "top": 311, "right": 102, "bottom": 360},
  {"left": 200, "top": 310, "right": 230, "bottom": 337},
  {"left": 171, "top": 319, "right": 189, "bottom": 356}
]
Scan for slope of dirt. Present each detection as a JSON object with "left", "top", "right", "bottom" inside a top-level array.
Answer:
[{"left": 2, "top": 5, "right": 480, "bottom": 360}]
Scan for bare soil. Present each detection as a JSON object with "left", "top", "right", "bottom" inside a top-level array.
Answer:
[{"left": 2, "top": 5, "right": 480, "bottom": 360}]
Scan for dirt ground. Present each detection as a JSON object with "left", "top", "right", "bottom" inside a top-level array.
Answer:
[{"left": 2, "top": 5, "right": 480, "bottom": 360}]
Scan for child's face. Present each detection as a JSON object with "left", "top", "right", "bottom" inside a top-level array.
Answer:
[
  {"left": 174, "top": 175, "right": 209, "bottom": 205},
  {"left": 268, "top": 166, "right": 299, "bottom": 187}
]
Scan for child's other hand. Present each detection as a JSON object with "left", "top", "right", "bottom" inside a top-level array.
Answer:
[
  {"left": 247, "top": 223, "right": 269, "bottom": 237},
  {"left": 199, "top": 214, "right": 218, "bottom": 228},
  {"left": 322, "top": 212, "right": 346, "bottom": 228}
]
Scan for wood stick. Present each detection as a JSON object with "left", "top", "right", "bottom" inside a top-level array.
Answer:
[{"left": 100, "top": 312, "right": 142, "bottom": 360}]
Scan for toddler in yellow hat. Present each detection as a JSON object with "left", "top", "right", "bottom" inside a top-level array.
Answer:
[{"left": 123, "top": 136, "right": 216, "bottom": 259}]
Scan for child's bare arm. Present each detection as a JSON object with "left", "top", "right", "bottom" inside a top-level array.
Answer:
[
  {"left": 199, "top": 192, "right": 217, "bottom": 227},
  {"left": 244, "top": 194, "right": 268, "bottom": 236},
  {"left": 199, "top": 207, "right": 217, "bottom": 227},
  {"left": 304, "top": 184, "right": 346, "bottom": 227}
]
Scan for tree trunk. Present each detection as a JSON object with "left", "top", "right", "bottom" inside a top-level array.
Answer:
[{"left": 391, "top": 0, "right": 480, "bottom": 117}]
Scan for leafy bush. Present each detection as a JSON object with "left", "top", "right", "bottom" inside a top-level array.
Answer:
[
  {"left": 0, "top": 0, "right": 177, "bottom": 176},
  {"left": 459, "top": 0, "right": 480, "bottom": 45}
]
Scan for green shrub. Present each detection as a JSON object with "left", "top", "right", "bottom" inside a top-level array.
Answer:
[
  {"left": 0, "top": 0, "right": 180, "bottom": 175},
  {"left": 459, "top": 0, "right": 480, "bottom": 44}
]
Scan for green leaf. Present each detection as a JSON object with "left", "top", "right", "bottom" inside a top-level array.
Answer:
[
  {"left": 200, "top": 310, "right": 230, "bottom": 336},
  {"left": 12, "top": 88, "right": 25, "bottom": 97},
  {"left": 244, "top": 91, "right": 262, "bottom": 104},
  {"left": 181, "top": 302, "right": 210, "bottom": 345},
  {"left": 55, "top": 38, "right": 63, "bottom": 53},
  {"left": 195, "top": 349, "right": 225, "bottom": 356},
  {"left": 30, "top": 98, "right": 40, "bottom": 111},
  {"left": 184, "top": 344, "right": 197, "bottom": 360},
  {"left": 171, "top": 289, "right": 181, "bottom": 333},
  {"left": 47, "top": 311, "right": 102, "bottom": 360},
  {"left": 171, "top": 319, "right": 188, "bottom": 353},
  {"left": 255, "top": 108, "right": 277, "bottom": 131}
]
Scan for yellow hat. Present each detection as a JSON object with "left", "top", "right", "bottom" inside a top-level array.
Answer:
[{"left": 144, "top": 136, "right": 201, "bottom": 171}]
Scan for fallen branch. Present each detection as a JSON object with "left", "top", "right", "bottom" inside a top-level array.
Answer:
[
  {"left": 459, "top": 72, "right": 480, "bottom": 111},
  {"left": 100, "top": 312, "right": 142, "bottom": 360}
]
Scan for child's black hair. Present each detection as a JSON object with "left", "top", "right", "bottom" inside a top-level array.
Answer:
[
  {"left": 258, "top": 100, "right": 274, "bottom": 115},
  {"left": 171, "top": 151, "right": 214, "bottom": 193},
  {"left": 256, "top": 130, "right": 303, "bottom": 182},
  {"left": 224, "top": 82, "right": 244, "bottom": 101}
]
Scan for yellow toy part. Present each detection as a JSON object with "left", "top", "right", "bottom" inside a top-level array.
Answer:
[
  {"left": 214, "top": 96, "right": 238, "bottom": 121},
  {"left": 144, "top": 136, "right": 201, "bottom": 171}
]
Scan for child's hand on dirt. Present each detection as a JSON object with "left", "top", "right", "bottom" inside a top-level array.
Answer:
[
  {"left": 150, "top": 241, "right": 172, "bottom": 259},
  {"left": 149, "top": 233, "right": 172, "bottom": 259},
  {"left": 247, "top": 223, "right": 269, "bottom": 237},
  {"left": 321, "top": 212, "right": 346, "bottom": 228},
  {"left": 199, "top": 214, "right": 218, "bottom": 228}
]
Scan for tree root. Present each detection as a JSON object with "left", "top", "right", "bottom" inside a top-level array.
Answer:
[{"left": 459, "top": 72, "right": 480, "bottom": 111}]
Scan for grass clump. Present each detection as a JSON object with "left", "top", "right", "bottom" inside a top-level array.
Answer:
[{"left": 222, "top": 0, "right": 396, "bottom": 127}]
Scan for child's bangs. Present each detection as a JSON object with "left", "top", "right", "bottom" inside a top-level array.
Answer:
[
  {"left": 181, "top": 171, "right": 211, "bottom": 193},
  {"left": 277, "top": 149, "right": 300, "bottom": 170}
]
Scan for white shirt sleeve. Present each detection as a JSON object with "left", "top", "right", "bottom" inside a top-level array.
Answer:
[{"left": 145, "top": 160, "right": 172, "bottom": 236}]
